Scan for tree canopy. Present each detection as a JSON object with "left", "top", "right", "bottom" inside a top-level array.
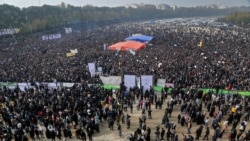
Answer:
[
  {"left": 0, "top": 3, "right": 250, "bottom": 33},
  {"left": 220, "top": 12, "right": 250, "bottom": 26}
]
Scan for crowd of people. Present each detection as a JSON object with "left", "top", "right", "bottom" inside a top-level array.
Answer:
[
  {"left": 0, "top": 17, "right": 250, "bottom": 141},
  {"left": 1, "top": 19, "right": 250, "bottom": 90}
]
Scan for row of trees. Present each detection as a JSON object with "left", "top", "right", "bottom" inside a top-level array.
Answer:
[
  {"left": 220, "top": 12, "right": 250, "bottom": 26},
  {"left": 0, "top": 3, "right": 250, "bottom": 33}
]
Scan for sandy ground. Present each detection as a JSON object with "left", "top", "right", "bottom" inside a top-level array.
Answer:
[{"left": 25, "top": 95, "right": 248, "bottom": 141}]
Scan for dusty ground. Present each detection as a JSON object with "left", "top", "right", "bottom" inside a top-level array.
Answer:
[{"left": 28, "top": 95, "right": 248, "bottom": 141}]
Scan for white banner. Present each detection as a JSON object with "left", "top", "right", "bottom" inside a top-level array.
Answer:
[
  {"left": 96, "top": 67, "right": 103, "bottom": 75},
  {"left": 42, "top": 82, "right": 59, "bottom": 89},
  {"left": 157, "top": 79, "right": 166, "bottom": 87},
  {"left": 124, "top": 75, "right": 136, "bottom": 91},
  {"left": 88, "top": 63, "right": 96, "bottom": 72},
  {"left": 42, "top": 34, "right": 61, "bottom": 41},
  {"left": 100, "top": 76, "right": 121, "bottom": 85},
  {"left": 103, "top": 43, "right": 107, "bottom": 50},
  {"left": 141, "top": 75, "right": 153, "bottom": 92},
  {"left": 65, "top": 27, "right": 72, "bottom": 34},
  {"left": 49, "top": 35, "right": 53, "bottom": 40},
  {"left": 42, "top": 35, "right": 47, "bottom": 40},
  {"left": 137, "top": 77, "right": 141, "bottom": 88},
  {"left": 17, "top": 83, "right": 31, "bottom": 91},
  {"left": 88, "top": 63, "right": 96, "bottom": 77},
  {"left": 97, "top": 67, "right": 103, "bottom": 72},
  {"left": 70, "top": 49, "right": 78, "bottom": 54},
  {"left": 0, "top": 28, "right": 18, "bottom": 36},
  {"left": 55, "top": 34, "right": 61, "bottom": 39},
  {"left": 62, "top": 82, "right": 75, "bottom": 87}
]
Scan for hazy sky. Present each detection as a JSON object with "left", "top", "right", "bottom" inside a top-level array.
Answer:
[{"left": 0, "top": 0, "right": 249, "bottom": 8}]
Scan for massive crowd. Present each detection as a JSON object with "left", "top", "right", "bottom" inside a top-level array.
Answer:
[{"left": 0, "top": 17, "right": 250, "bottom": 141}]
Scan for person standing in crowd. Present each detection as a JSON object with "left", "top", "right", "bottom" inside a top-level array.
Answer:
[
  {"left": 213, "top": 127, "right": 223, "bottom": 141},
  {"left": 127, "top": 115, "right": 131, "bottom": 129},
  {"left": 180, "top": 116, "right": 185, "bottom": 126},
  {"left": 160, "top": 127, "right": 165, "bottom": 141},
  {"left": 166, "top": 128, "right": 171, "bottom": 141},
  {"left": 203, "top": 126, "right": 210, "bottom": 140},
  {"left": 204, "top": 117, "right": 210, "bottom": 126},
  {"left": 130, "top": 102, "right": 133, "bottom": 113},
  {"left": 108, "top": 116, "right": 114, "bottom": 130},
  {"left": 228, "top": 129, "right": 237, "bottom": 141},
  {"left": 87, "top": 127, "right": 93, "bottom": 141},
  {"left": 155, "top": 126, "right": 160, "bottom": 141},
  {"left": 117, "top": 124, "right": 122, "bottom": 137},
  {"left": 177, "top": 114, "right": 181, "bottom": 124},
  {"left": 95, "top": 114, "right": 100, "bottom": 133},
  {"left": 187, "top": 119, "right": 192, "bottom": 134},
  {"left": 139, "top": 117, "right": 143, "bottom": 129},
  {"left": 237, "top": 122, "right": 246, "bottom": 140},
  {"left": 195, "top": 125, "right": 203, "bottom": 140},
  {"left": 148, "top": 109, "right": 152, "bottom": 119},
  {"left": 145, "top": 127, "right": 151, "bottom": 141}
]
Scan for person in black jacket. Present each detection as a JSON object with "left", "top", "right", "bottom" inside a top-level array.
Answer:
[
  {"left": 87, "top": 127, "right": 93, "bottom": 141},
  {"left": 228, "top": 129, "right": 237, "bottom": 141},
  {"left": 29, "top": 126, "right": 35, "bottom": 140},
  {"left": 117, "top": 124, "right": 122, "bottom": 137},
  {"left": 148, "top": 109, "right": 152, "bottom": 119},
  {"left": 180, "top": 116, "right": 185, "bottom": 126},
  {"left": 203, "top": 126, "right": 210, "bottom": 140},
  {"left": 145, "top": 127, "right": 151, "bottom": 141},
  {"left": 195, "top": 125, "right": 203, "bottom": 140},
  {"left": 76, "top": 127, "right": 86, "bottom": 141},
  {"left": 127, "top": 114, "right": 131, "bottom": 129},
  {"left": 177, "top": 114, "right": 181, "bottom": 124},
  {"left": 160, "top": 127, "right": 165, "bottom": 140},
  {"left": 166, "top": 128, "right": 171, "bottom": 141}
]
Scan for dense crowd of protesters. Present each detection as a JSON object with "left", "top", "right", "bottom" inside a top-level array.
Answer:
[{"left": 0, "top": 17, "right": 250, "bottom": 141}]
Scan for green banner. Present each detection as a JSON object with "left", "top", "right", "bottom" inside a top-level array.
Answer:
[
  {"left": 102, "top": 84, "right": 120, "bottom": 90},
  {"left": 0, "top": 82, "right": 17, "bottom": 89},
  {"left": 154, "top": 86, "right": 250, "bottom": 97},
  {"left": 154, "top": 86, "right": 172, "bottom": 93},
  {"left": 154, "top": 86, "right": 163, "bottom": 92}
]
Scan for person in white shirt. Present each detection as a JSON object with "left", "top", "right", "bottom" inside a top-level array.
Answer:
[{"left": 204, "top": 117, "right": 209, "bottom": 126}]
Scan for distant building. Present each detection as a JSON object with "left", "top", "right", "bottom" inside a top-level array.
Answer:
[
  {"left": 202, "top": 4, "right": 227, "bottom": 9},
  {"left": 156, "top": 4, "right": 173, "bottom": 10},
  {"left": 172, "top": 5, "right": 177, "bottom": 11},
  {"left": 217, "top": 4, "right": 227, "bottom": 9},
  {"left": 125, "top": 3, "right": 143, "bottom": 9}
]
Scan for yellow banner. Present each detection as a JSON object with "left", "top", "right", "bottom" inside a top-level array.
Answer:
[
  {"left": 199, "top": 41, "right": 203, "bottom": 48},
  {"left": 66, "top": 52, "right": 75, "bottom": 57}
]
